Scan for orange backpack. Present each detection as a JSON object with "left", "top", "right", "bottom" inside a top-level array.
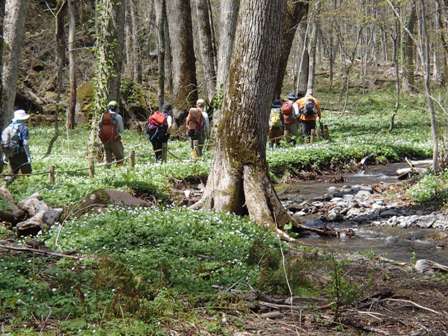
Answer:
[{"left": 98, "top": 111, "right": 119, "bottom": 143}]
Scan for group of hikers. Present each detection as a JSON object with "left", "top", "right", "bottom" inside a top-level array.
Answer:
[
  {"left": 269, "top": 91, "right": 322, "bottom": 147},
  {"left": 96, "top": 98, "right": 210, "bottom": 166},
  {"left": 0, "top": 92, "right": 322, "bottom": 176}
]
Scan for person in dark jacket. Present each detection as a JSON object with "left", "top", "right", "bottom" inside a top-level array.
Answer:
[{"left": 146, "top": 104, "right": 173, "bottom": 162}]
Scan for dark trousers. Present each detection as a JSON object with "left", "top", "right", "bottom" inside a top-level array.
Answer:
[
  {"left": 151, "top": 139, "right": 167, "bottom": 161},
  {"left": 8, "top": 150, "right": 32, "bottom": 174},
  {"left": 301, "top": 120, "right": 317, "bottom": 137},
  {"left": 103, "top": 139, "right": 124, "bottom": 166}
]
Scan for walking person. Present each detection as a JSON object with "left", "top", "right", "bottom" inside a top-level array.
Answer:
[
  {"left": 294, "top": 91, "right": 321, "bottom": 143},
  {"left": 1, "top": 109, "right": 32, "bottom": 175},
  {"left": 145, "top": 104, "right": 173, "bottom": 162},
  {"left": 268, "top": 99, "right": 283, "bottom": 148},
  {"left": 186, "top": 106, "right": 205, "bottom": 159},
  {"left": 281, "top": 92, "right": 299, "bottom": 144},
  {"left": 98, "top": 100, "right": 124, "bottom": 167},
  {"left": 196, "top": 99, "right": 210, "bottom": 154}
]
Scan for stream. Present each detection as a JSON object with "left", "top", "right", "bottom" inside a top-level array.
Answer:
[{"left": 276, "top": 160, "right": 448, "bottom": 264}]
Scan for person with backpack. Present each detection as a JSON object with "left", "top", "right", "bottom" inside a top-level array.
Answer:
[
  {"left": 268, "top": 99, "right": 284, "bottom": 148},
  {"left": 145, "top": 104, "right": 173, "bottom": 162},
  {"left": 1, "top": 109, "right": 32, "bottom": 175},
  {"left": 281, "top": 92, "right": 299, "bottom": 144},
  {"left": 196, "top": 99, "right": 210, "bottom": 152},
  {"left": 98, "top": 100, "right": 124, "bottom": 167},
  {"left": 186, "top": 106, "right": 205, "bottom": 159},
  {"left": 295, "top": 92, "right": 321, "bottom": 142}
]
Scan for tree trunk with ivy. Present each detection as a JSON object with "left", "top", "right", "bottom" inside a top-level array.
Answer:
[
  {"left": 166, "top": 0, "right": 197, "bottom": 119},
  {"left": 90, "top": 0, "right": 125, "bottom": 154},
  {"left": 0, "top": 0, "right": 5, "bottom": 129},
  {"left": 1, "top": 0, "right": 28, "bottom": 129},
  {"left": 67, "top": 0, "right": 77, "bottom": 129},
  {"left": 193, "top": 0, "right": 291, "bottom": 229}
]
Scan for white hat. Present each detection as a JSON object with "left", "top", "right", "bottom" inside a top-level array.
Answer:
[{"left": 13, "top": 109, "right": 30, "bottom": 121}]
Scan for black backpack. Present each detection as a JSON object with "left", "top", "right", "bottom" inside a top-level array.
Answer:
[{"left": 303, "top": 100, "right": 317, "bottom": 116}]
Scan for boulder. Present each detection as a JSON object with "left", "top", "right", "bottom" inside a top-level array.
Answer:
[
  {"left": 18, "top": 193, "right": 49, "bottom": 217},
  {"left": 355, "top": 190, "right": 371, "bottom": 200}
]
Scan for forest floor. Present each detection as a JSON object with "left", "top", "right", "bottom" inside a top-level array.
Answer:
[{"left": 2, "top": 87, "right": 448, "bottom": 335}]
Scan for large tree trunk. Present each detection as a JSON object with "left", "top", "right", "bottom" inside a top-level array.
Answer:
[
  {"left": 402, "top": 1, "right": 417, "bottom": 92},
  {"left": 164, "top": 13, "right": 173, "bottom": 95},
  {"left": 166, "top": 0, "right": 197, "bottom": 119},
  {"left": 273, "top": 1, "right": 307, "bottom": 98},
  {"left": 194, "top": 0, "right": 290, "bottom": 229},
  {"left": 67, "top": 0, "right": 77, "bottom": 129},
  {"left": 216, "top": 0, "right": 240, "bottom": 92},
  {"left": 1, "top": 0, "right": 28, "bottom": 128},
  {"left": 129, "top": 0, "right": 141, "bottom": 83},
  {"left": 154, "top": 0, "right": 166, "bottom": 110},
  {"left": 193, "top": 0, "right": 217, "bottom": 102}
]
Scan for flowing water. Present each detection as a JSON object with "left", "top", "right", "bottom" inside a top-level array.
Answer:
[{"left": 278, "top": 160, "right": 448, "bottom": 264}]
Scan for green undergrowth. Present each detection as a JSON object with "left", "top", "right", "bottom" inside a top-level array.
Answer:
[
  {"left": 408, "top": 170, "right": 448, "bottom": 204},
  {"left": 1, "top": 208, "right": 324, "bottom": 334}
]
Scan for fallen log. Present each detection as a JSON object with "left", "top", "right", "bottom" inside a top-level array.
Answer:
[{"left": 415, "top": 259, "right": 448, "bottom": 274}]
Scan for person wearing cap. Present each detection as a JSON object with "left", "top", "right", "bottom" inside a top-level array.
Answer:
[
  {"left": 196, "top": 99, "right": 209, "bottom": 154},
  {"left": 98, "top": 100, "right": 125, "bottom": 167},
  {"left": 268, "top": 99, "right": 284, "bottom": 148},
  {"left": 145, "top": 103, "right": 173, "bottom": 162},
  {"left": 1, "top": 109, "right": 32, "bottom": 174},
  {"left": 294, "top": 91, "right": 321, "bottom": 142}
]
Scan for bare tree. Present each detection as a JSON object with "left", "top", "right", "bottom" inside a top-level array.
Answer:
[
  {"left": 402, "top": 1, "right": 417, "bottom": 92},
  {"left": 274, "top": 0, "right": 307, "bottom": 98},
  {"left": 193, "top": 0, "right": 217, "bottom": 102},
  {"left": 193, "top": 0, "right": 291, "bottom": 230},
  {"left": 154, "top": 0, "right": 165, "bottom": 109},
  {"left": 307, "top": 0, "right": 321, "bottom": 95},
  {"left": 1, "top": 0, "right": 28, "bottom": 128},
  {"left": 216, "top": 0, "right": 240, "bottom": 92},
  {"left": 166, "top": 0, "right": 197, "bottom": 119}
]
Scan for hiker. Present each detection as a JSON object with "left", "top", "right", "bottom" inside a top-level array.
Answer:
[
  {"left": 196, "top": 99, "right": 210, "bottom": 138},
  {"left": 145, "top": 104, "right": 173, "bottom": 162},
  {"left": 186, "top": 106, "right": 205, "bottom": 159},
  {"left": 268, "top": 99, "right": 284, "bottom": 148},
  {"left": 295, "top": 92, "right": 321, "bottom": 142},
  {"left": 98, "top": 100, "right": 124, "bottom": 167},
  {"left": 1, "top": 109, "right": 32, "bottom": 175},
  {"left": 281, "top": 92, "right": 299, "bottom": 144}
]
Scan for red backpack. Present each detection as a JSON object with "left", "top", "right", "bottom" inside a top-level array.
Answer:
[
  {"left": 281, "top": 102, "right": 295, "bottom": 125},
  {"left": 147, "top": 111, "right": 167, "bottom": 127},
  {"left": 98, "top": 111, "right": 119, "bottom": 143}
]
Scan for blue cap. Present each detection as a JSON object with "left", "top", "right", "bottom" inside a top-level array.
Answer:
[
  {"left": 272, "top": 99, "right": 282, "bottom": 108},
  {"left": 287, "top": 92, "right": 298, "bottom": 101}
]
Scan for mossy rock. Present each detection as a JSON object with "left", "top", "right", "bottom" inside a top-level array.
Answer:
[{"left": 75, "top": 80, "right": 155, "bottom": 125}]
